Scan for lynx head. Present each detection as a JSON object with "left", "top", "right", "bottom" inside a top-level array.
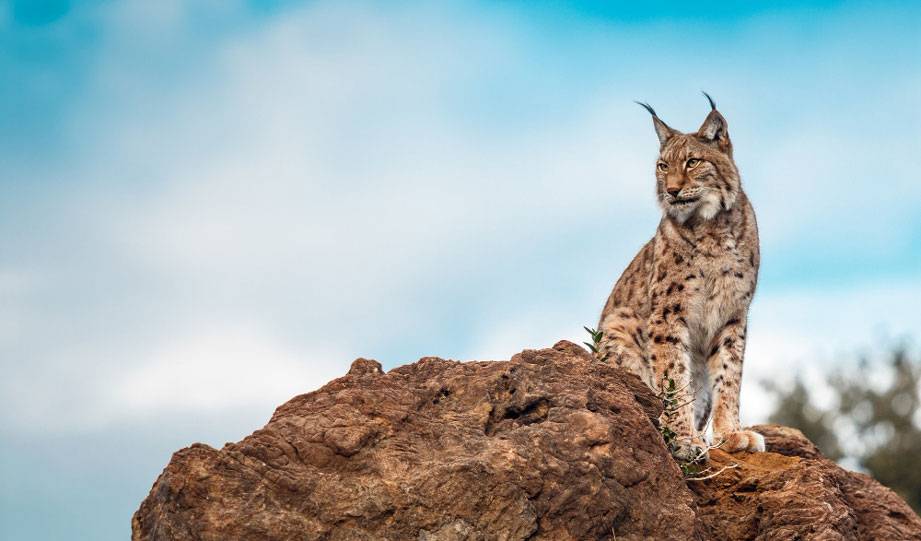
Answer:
[{"left": 638, "top": 93, "right": 740, "bottom": 223}]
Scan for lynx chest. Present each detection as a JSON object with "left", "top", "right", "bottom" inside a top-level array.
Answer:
[{"left": 683, "top": 236, "right": 757, "bottom": 350}]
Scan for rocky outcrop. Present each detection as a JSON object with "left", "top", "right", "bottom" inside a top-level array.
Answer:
[
  {"left": 693, "top": 429, "right": 921, "bottom": 540},
  {"left": 133, "top": 341, "right": 921, "bottom": 540}
]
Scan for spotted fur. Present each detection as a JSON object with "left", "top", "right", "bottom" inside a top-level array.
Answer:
[{"left": 597, "top": 95, "right": 764, "bottom": 460}]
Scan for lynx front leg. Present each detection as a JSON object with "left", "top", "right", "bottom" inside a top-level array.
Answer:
[
  {"left": 648, "top": 309, "right": 705, "bottom": 461},
  {"left": 706, "top": 316, "right": 765, "bottom": 453}
]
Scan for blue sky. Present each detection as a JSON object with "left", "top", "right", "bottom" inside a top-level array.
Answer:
[{"left": 1, "top": 0, "right": 920, "bottom": 539}]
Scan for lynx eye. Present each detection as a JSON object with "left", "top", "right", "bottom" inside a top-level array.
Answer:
[
  {"left": 656, "top": 162, "right": 668, "bottom": 172},
  {"left": 686, "top": 158, "right": 701, "bottom": 168}
]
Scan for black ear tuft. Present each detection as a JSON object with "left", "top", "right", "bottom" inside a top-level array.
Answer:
[
  {"left": 701, "top": 91, "right": 717, "bottom": 111},
  {"left": 697, "top": 96, "right": 732, "bottom": 154},
  {"left": 634, "top": 101, "right": 658, "bottom": 117},
  {"left": 635, "top": 100, "right": 675, "bottom": 147}
]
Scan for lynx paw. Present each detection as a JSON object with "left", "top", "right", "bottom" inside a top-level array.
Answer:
[
  {"left": 716, "top": 430, "right": 765, "bottom": 453},
  {"left": 670, "top": 437, "right": 709, "bottom": 463}
]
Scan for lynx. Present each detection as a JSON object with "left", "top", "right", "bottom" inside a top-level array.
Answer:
[{"left": 597, "top": 94, "right": 764, "bottom": 460}]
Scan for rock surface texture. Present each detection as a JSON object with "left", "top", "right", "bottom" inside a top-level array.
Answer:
[{"left": 133, "top": 341, "right": 921, "bottom": 540}]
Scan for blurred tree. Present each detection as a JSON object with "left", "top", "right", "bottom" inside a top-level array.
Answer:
[
  {"left": 764, "top": 347, "right": 921, "bottom": 513},
  {"left": 763, "top": 377, "right": 843, "bottom": 460}
]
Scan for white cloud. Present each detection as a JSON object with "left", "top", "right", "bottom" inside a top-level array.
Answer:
[
  {"left": 113, "top": 324, "right": 342, "bottom": 415},
  {"left": 1, "top": 0, "right": 918, "bottom": 437},
  {"left": 0, "top": 1, "right": 653, "bottom": 432}
]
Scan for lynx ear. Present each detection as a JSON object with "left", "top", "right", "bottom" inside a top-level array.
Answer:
[
  {"left": 697, "top": 92, "right": 731, "bottom": 152},
  {"left": 635, "top": 101, "right": 675, "bottom": 147}
]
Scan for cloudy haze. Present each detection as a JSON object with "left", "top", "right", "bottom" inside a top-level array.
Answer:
[{"left": 1, "top": 1, "right": 919, "bottom": 538}]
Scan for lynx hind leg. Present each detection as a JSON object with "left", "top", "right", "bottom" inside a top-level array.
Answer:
[{"left": 598, "top": 309, "right": 654, "bottom": 388}]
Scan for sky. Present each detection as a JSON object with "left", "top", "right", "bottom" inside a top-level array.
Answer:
[{"left": 1, "top": 0, "right": 919, "bottom": 538}]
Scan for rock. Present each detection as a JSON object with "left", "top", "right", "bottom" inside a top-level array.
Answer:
[
  {"left": 133, "top": 341, "right": 921, "bottom": 541},
  {"left": 692, "top": 427, "right": 921, "bottom": 540},
  {"left": 749, "top": 423, "right": 822, "bottom": 459}
]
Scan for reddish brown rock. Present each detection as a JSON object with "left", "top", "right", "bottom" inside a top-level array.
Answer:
[
  {"left": 132, "top": 341, "right": 699, "bottom": 540},
  {"left": 692, "top": 428, "right": 921, "bottom": 540},
  {"left": 749, "top": 423, "right": 822, "bottom": 459},
  {"left": 133, "top": 341, "right": 921, "bottom": 541}
]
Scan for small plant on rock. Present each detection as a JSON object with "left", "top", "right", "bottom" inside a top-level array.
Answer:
[
  {"left": 658, "top": 373, "right": 699, "bottom": 474},
  {"left": 584, "top": 326, "right": 614, "bottom": 363}
]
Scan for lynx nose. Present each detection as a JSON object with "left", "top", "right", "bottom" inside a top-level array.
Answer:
[{"left": 667, "top": 187, "right": 681, "bottom": 197}]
